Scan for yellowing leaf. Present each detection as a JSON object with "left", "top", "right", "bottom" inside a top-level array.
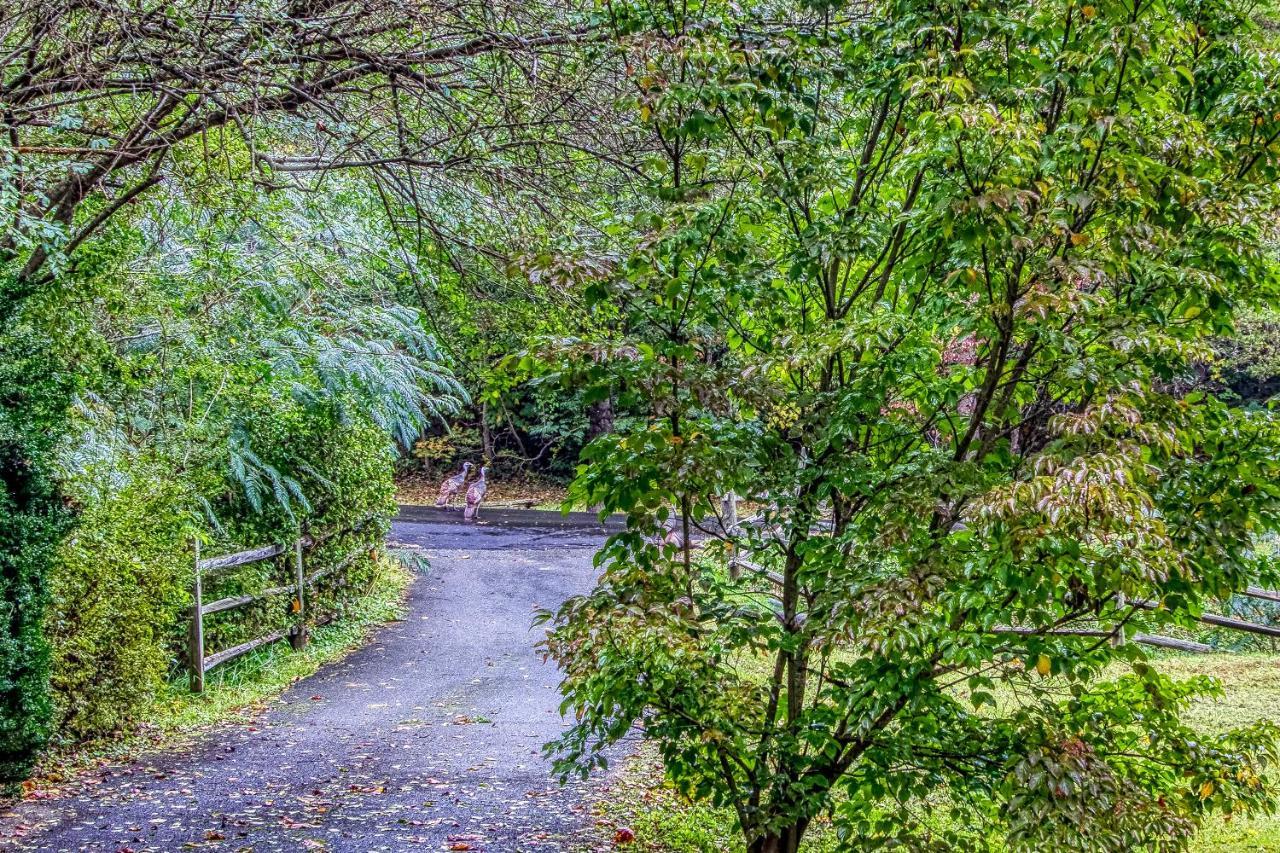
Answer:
[
  {"left": 1200, "top": 781, "right": 1215, "bottom": 798},
  {"left": 1036, "top": 654, "right": 1051, "bottom": 677},
  {"left": 1069, "top": 232, "right": 1090, "bottom": 247},
  {"left": 1081, "top": 5, "right": 1097, "bottom": 18}
]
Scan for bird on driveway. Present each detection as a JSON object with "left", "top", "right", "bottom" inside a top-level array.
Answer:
[
  {"left": 463, "top": 466, "right": 488, "bottom": 521},
  {"left": 435, "top": 461, "right": 472, "bottom": 507}
]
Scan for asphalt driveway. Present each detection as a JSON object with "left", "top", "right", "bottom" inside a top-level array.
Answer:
[{"left": 0, "top": 508, "right": 620, "bottom": 852}]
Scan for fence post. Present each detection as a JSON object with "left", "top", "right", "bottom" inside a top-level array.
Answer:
[
  {"left": 290, "top": 537, "right": 309, "bottom": 650},
  {"left": 1111, "top": 592, "right": 1127, "bottom": 648},
  {"left": 190, "top": 539, "right": 205, "bottom": 693},
  {"left": 723, "top": 492, "right": 741, "bottom": 580}
]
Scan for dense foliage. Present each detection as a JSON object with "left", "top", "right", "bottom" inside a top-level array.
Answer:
[
  {"left": 1216, "top": 307, "right": 1280, "bottom": 401},
  {"left": 3, "top": 1, "right": 1280, "bottom": 851},
  {"left": 48, "top": 458, "right": 192, "bottom": 738},
  {"left": 543, "top": 0, "right": 1280, "bottom": 850},
  {"left": 0, "top": 277, "right": 73, "bottom": 786}
]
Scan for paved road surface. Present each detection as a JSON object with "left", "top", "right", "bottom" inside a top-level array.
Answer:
[{"left": 0, "top": 509, "right": 619, "bottom": 852}]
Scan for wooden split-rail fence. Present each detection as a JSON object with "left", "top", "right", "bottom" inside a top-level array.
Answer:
[
  {"left": 728, "top": 555, "right": 1280, "bottom": 653},
  {"left": 189, "top": 528, "right": 371, "bottom": 692}
]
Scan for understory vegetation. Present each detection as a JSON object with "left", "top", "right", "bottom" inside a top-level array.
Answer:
[
  {"left": 33, "top": 554, "right": 412, "bottom": 785},
  {"left": 590, "top": 655, "right": 1280, "bottom": 853},
  {"left": 2, "top": 0, "right": 1280, "bottom": 850}
]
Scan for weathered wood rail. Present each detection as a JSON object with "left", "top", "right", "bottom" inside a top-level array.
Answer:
[
  {"left": 1242, "top": 586, "right": 1280, "bottom": 605},
  {"left": 189, "top": 527, "right": 372, "bottom": 692},
  {"left": 1130, "top": 597, "right": 1280, "bottom": 639},
  {"left": 729, "top": 557, "right": 1280, "bottom": 654}
]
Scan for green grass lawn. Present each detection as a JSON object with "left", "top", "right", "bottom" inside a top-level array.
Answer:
[
  {"left": 587, "top": 654, "right": 1280, "bottom": 852},
  {"left": 1154, "top": 655, "right": 1280, "bottom": 853}
]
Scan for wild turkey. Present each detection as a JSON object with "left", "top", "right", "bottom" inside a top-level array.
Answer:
[
  {"left": 463, "top": 466, "right": 488, "bottom": 521},
  {"left": 660, "top": 518, "right": 683, "bottom": 548},
  {"left": 435, "top": 461, "right": 472, "bottom": 507}
]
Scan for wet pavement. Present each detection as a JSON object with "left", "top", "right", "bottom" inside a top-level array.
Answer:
[{"left": 0, "top": 508, "right": 620, "bottom": 852}]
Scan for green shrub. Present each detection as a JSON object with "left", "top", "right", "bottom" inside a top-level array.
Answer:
[
  {"left": 192, "top": 401, "right": 395, "bottom": 675},
  {"left": 46, "top": 464, "right": 194, "bottom": 740},
  {"left": 0, "top": 280, "right": 76, "bottom": 788}
]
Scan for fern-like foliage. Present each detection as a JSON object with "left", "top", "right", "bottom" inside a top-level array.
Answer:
[
  {"left": 56, "top": 177, "right": 467, "bottom": 525},
  {"left": 226, "top": 428, "right": 312, "bottom": 522},
  {"left": 266, "top": 301, "right": 466, "bottom": 449}
]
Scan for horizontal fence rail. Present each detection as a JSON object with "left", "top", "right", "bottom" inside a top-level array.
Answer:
[
  {"left": 730, "top": 558, "right": 1279, "bottom": 654},
  {"left": 197, "top": 543, "right": 288, "bottom": 574},
  {"left": 189, "top": 523, "right": 375, "bottom": 693},
  {"left": 1130, "top": 598, "right": 1280, "bottom": 639},
  {"left": 1242, "top": 586, "right": 1280, "bottom": 605}
]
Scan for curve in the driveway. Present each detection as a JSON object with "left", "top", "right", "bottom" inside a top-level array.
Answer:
[{"left": 0, "top": 514, "right": 614, "bottom": 853}]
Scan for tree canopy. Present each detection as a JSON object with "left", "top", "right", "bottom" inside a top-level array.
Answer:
[{"left": 542, "top": 0, "right": 1280, "bottom": 850}]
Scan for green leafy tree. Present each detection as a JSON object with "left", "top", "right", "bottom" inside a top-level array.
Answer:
[
  {"left": 0, "top": 0, "right": 601, "bottom": 781},
  {"left": 544, "top": 0, "right": 1280, "bottom": 850}
]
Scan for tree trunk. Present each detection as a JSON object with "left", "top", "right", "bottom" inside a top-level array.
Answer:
[
  {"left": 747, "top": 821, "right": 808, "bottom": 853},
  {"left": 479, "top": 400, "right": 494, "bottom": 462},
  {"left": 582, "top": 397, "right": 614, "bottom": 514},
  {"left": 722, "top": 490, "right": 738, "bottom": 533},
  {"left": 586, "top": 395, "right": 614, "bottom": 441},
  {"left": 724, "top": 491, "right": 741, "bottom": 579}
]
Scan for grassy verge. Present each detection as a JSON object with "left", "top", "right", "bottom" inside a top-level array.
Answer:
[
  {"left": 587, "top": 654, "right": 1280, "bottom": 852},
  {"left": 27, "top": 555, "right": 415, "bottom": 789},
  {"left": 586, "top": 742, "right": 840, "bottom": 852}
]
